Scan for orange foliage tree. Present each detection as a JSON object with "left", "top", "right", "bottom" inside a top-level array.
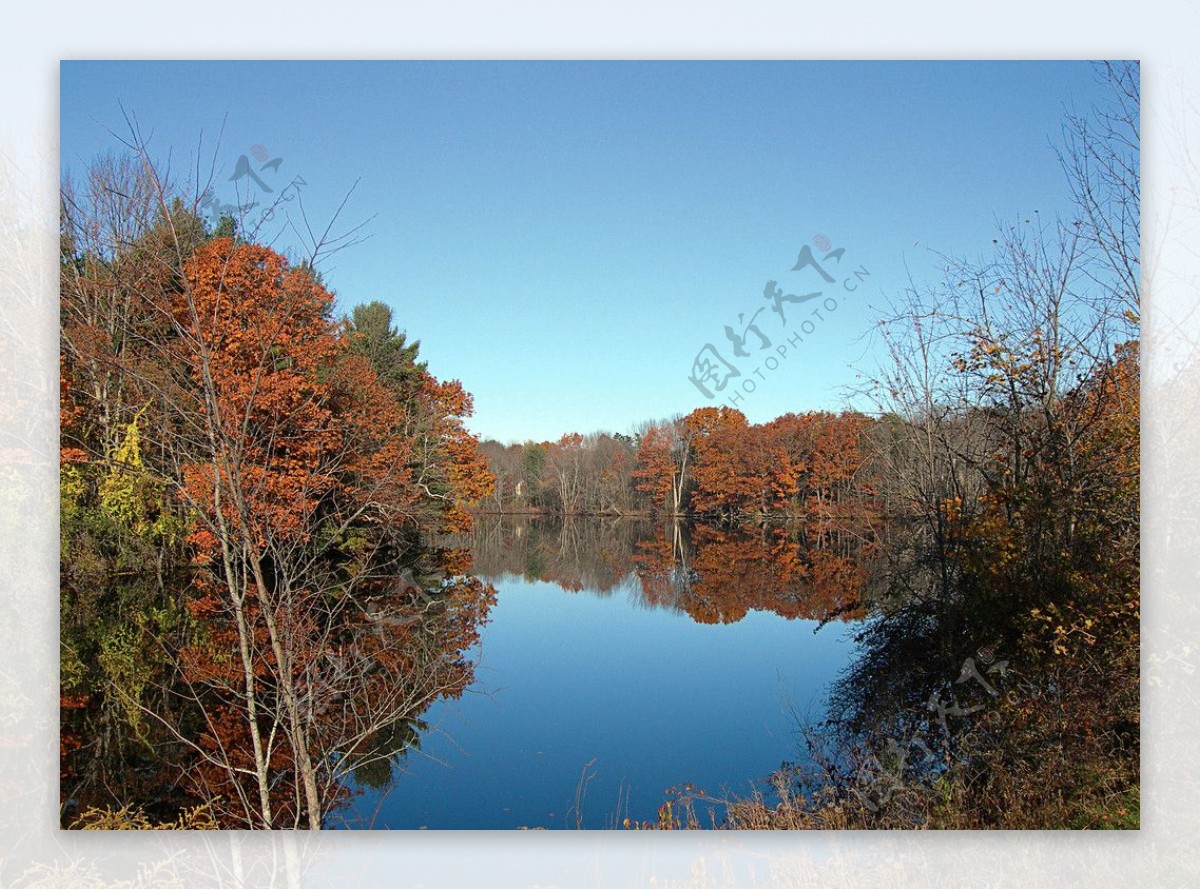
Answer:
[
  {"left": 633, "top": 421, "right": 691, "bottom": 515},
  {"left": 97, "top": 236, "right": 497, "bottom": 829},
  {"left": 343, "top": 301, "right": 495, "bottom": 533},
  {"left": 630, "top": 409, "right": 875, "bottom": 523},
  {"left": 684, "top": 407, "right": 801, "bottom": 521}
]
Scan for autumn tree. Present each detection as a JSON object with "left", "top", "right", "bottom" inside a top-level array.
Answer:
[
  {"left": 845, "top": 62, "right": 1141, "bottom": 826},
  {"left": 60, "top": 143, "right": 497, "bottom": 829},
  {"left": 157, "top": 238, "right": 423, "bottom": 827},
  {"left": 344, "top": 300, "right": 494, "bottom": 533},
  {"left": 683, "top": 407, "right": 801, "bottom": 522},
  {"left": 590, "top": 433, "right": 637, "bottom": 514},
  {"left": 633, "top": 418, "right": 693, "bottom": 516},
  {"left": 478, "top": 440, "right": 524, "bottom": 512}
]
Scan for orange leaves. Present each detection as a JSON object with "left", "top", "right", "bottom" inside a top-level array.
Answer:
[
  {"left": 685, "top": 407, "right": 765, "bottom": 517},
  {"left": 174, "top": 240, "right": 432, "bottom": 553},
  {"left": 178, "top": 240, "right": 344, "bottom": 548},
  {"left": 171, "top": 236, "right": 494, "bottom": 588},
  {"left": 681, "top": 408, "right": 872, "bottom": 520},
  {"left": 1075, "top": 341, "right": 1139, "bottom": 490},
  {"left": 633, "top": 424, "right": 678, "bottom": 510},
  {"left": 411, "top": 374, "right": 495, "bottom": 531},
  {"left": 439, "top": 396, "right": 496, "bottom": 510},
  {"left": 634, "top": 523, "right": 870, "bottom": 625},
  {"left": 327, "top": 351, "right": 418, "bottom": 520},
  {"left": 59, "top": 355, "right": 90, "bottom": 466},
  {"left": 681, "top": 405, "right": 742, "bottom": 439},
  {"left": 631, "top": 409, "right": 875, "bottom": 520}
]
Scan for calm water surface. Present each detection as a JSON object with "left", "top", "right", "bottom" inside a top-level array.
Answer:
[{"left": 343, "top": 518, "right": 867, "bottom": 829}]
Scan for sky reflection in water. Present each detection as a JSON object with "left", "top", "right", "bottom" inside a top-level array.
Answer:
[{"left": 347, "top": 561, "right": 860, "bottom": 829}]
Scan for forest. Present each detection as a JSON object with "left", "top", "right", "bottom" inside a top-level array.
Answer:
[
  {"left": 478, "top": 408, "right": 875, "bottom": 524},
  {"left": 58, "top": 156, "right": 498, "bottom": 828},
  {"left": 60, "top": 62, "right": 1139, "bottom": 830}
]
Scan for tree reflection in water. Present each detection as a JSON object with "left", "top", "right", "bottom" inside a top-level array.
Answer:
[
  {"left": 60, "top": 543, "right": 495, "bottom": 828},
  {"left": 463, "top": 514, "right": 885, "bottom": 627}
]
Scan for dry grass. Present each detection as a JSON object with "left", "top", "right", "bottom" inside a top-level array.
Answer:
[{"left": 68, "top": 803, "right": 219, "bottom": 830}]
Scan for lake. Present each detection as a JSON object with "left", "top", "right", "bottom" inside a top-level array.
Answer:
[{"left": 341, "top": 516, "right": 871, "bottom": 829}]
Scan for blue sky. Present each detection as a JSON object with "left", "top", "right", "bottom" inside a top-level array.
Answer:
[{"left": 60, "top": 61, "right": 1114, "bottom": 443}]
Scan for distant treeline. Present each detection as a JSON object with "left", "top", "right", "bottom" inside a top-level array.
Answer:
[{"left": 478, "top": 408, "right": 879, "bottom": 524}]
